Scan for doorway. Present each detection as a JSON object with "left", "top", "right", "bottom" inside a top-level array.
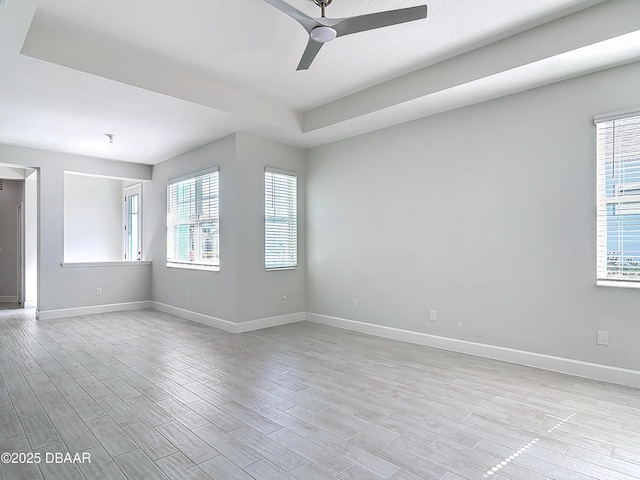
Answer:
[{"left": 0, "top": 165, "right": 38, "bottom": 312}]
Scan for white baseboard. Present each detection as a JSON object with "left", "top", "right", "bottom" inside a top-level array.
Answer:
[
  {"left": 306, "top": 313, "right": 640, "bottom": 389},
  {"left": 235, "top": 312, "right": 306, "bottom": 333},
  {"left": 151, "top": 302, "right": 237, "bottom": 332},
  {"left": 151, "top": 302, "right": 305, "bottom": 334},
  {"left": 37, "top": 301, "right": 152, "bottom": 320},
  {"left": 0, "top": 296, "right": 18, "bottom": 303}
]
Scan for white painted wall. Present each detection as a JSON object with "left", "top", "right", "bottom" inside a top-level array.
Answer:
[
  {"left": 150, "top": 133, "right": 306, "bottom": 324},
  {"left": 306, "top": 61, "right": 640, "bottom": 373},
  {"left": 0, "top": 145, "right": 152, "bottom": 314},
  {"left": 235, "top": 133, "right": 306, "bottom": 322},
  {"left": 151, "top": 135, "right": 239, "bottom": 321},
  {"left": 64, "top": 173, "right": 122, "bottom": 262},
  {"left": 0, "top": 179, "right": 22, "bottom": 301},
  {"left": 25, "top": 172, "right": 38, "bottom": 305}
]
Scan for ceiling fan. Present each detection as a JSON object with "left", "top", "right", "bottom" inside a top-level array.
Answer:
[{"left": 262, "top": 0, "right": 428, "bottom": 70}]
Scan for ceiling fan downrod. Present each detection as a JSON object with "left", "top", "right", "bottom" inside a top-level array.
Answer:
[{"left": 313, "top": 0, "right": 332, "bottom": 18}]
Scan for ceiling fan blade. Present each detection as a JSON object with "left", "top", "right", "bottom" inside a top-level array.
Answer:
[
  {"left": 334, "top": 5, "right": 427, "bottom": 37},
  {"left": 261, "top": 0, "right": 319, "bottom": 33},
  {"left": 296, "top": 38, "right": 324, "bottom": 70}
]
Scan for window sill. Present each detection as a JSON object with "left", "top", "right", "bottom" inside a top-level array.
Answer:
[
  {"left": 166, "top": 263, "right": 220, "bottom": 272},
  {"left": 62, "top": 261, "right": 152, "bottom": 268},
  {"left": 265, "top": 267, "right": 298, "bottom": 272},
  {"left": 596, "top": 279, "right": 640, "bottom": 289}
]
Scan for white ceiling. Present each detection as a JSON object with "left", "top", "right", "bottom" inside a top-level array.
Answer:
[{"left": 1, "top": 0, "right": 640, "bottom": 164}]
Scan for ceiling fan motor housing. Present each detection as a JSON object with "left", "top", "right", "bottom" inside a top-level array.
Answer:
[{"left": 310, "top": 26, "right": 337, "bottom": 43}]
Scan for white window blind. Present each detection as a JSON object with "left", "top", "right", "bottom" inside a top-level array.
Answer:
[
  {"left": 167, "top": 168, "right": 219, "bottom": 269},
  {"left": 265, "top": 168, "right": 297, "bottom": 270},
  {"left": 596, "top": 111, "right": 640, "bottom": 283}
]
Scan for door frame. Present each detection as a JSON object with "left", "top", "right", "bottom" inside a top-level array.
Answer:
[{"left": 17, "top": 202, "right": 25, "bottom": 307}]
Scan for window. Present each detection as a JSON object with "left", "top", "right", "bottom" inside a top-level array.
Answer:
[
  {"left": 265, "top": 168, "right": 297, "bottom": 270},
  {"left": 124, "top": 183, "right": 142, "bottom": 261},
  {"left": 596, "top": 111, "right": 640, "bottom": 283},
  {"left": 167, "top": 168, "right": 219, "bottom": 270}
]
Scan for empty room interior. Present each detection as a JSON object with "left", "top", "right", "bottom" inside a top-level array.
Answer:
[{"left": 2, "top": 0, "right": 640, "bottom": 479}]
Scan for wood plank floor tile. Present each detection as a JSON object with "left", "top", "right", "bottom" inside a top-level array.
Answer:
[
  {"left": 155, "top": 452, "right": 213, "bottom": 480},
  {"left": 2, "top": 307, "right": 640, "bottom": 480},
  {"left": 156, "top": 396, "right": 210, "bottom": 430},
  {"left": 269, "top": 427, "right": 353, "bottom": 475},
  {"left": 155, "top": 420, "right": 219, "bottom": 464},
  {"left": 25, "top": 374, "right": 57, "bottom": 395},
  {"left": 10, "top": 389, "right": 43, "bottom": 417},
  {"left": 308, "top": 430, "right": 400, "bottom": 479},
  {"left": 102, "top": 376, "right": 143, "bottom": 400},
  {"left": 338, "top": 465, "right": 385, "bottom": 480},
  {"left": 50, "top": 413, "right": 99, "bottom": 453},
  {"left": 230, "top": 426, "right": 307, "bottom": 471},
  {"left": 34, "top": 442, "right": 85, "bottom": 480},
  {"left": 85, "top": 415, "right": 137, "bottom": 456},
  {"left": 0, "top": 408, "right": 26, "bottom": 445},
  {"left": 219, "top": 401, "right": 282, "bottom": 435},
  {"left": 244, "top": 458, "right": 297, "bottom": 479},
  {"left": 77, "top": 445, "right": 127, "bottom": 480},
  {"left": 35, "top": 391, "right": 72, "bottom": 420},
  {"left": 50, "top": 374, "right": 84, "bottom": 396},
  {"left": 19, "top": 411, "right": 61, "bottom": 449},
  {"left": 65, "top": 392, "right": 106, "bottom": 421},
  {"left": 124, "top": 394, "right": 175, "bottom": 426},
  {"left": 196, "top": 432, "right": 262, "bottom": 468},
  {"left": 1, "top": 372, "right": 30, "bottom": 393},
  {"left": 120, "top": 417, "right": 178, "bottom": 460},
  {"left": 0, "top": 439, "right": 44, "bottom": 480},
  {"left": 291, "top": 462, "right": 338, "bottom": 480},
  {"left": 113, "top": 449, "right": 170, "bottom": 480},
  {"left": 95, "top": 394, "right": 140, "bottom": 424},
  {"left": 199, "top": 454, "right": 254, "bottom": 480}
]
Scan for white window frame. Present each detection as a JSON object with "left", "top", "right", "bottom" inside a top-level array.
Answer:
[
  {"left": 595, "top": 108, "right": 640, "bottom": 287},
  {"left": 123, "top": 183, "right": 142, "bottom": 261},
  {"left": 265, "top": 167, "right": 298, "bottom": 270},
  {"left": 166, "top": 167, "right": 220, "bottom": 271}
]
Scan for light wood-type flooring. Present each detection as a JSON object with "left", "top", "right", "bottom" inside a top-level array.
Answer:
[{"left": 1, "top": 306, "right": 639, "bottom": 480}]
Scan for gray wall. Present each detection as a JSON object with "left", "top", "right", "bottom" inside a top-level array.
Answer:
[
  {"left": 150, "top": 134, "right": 239, "bottom": 321},
  {"left": 306, "top": 61, "right": 640, "bottom": 372},
  {"left": 25, "top": 172, "right": 38, "bottom": 304},
  {"left": 0, "top": 179, "right": 22, "bottom": 301},
  {"left": 235, "top": 133, "right": 306, "bottom": 322},
  {"left": 150, "top": 133, "right": 306, "bottom": 323},
  {"left": 64, "top": 174, "right": 123, "bottom": 262},
  {"left": 0, "top": 145, "right": 152, "bottom": 313}
]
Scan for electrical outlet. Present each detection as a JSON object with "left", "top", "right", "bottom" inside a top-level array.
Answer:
[
  {"left": 281, "top": 294, "right": 287, "bottom": 304},
  {"left": 430, "top": 310, "right": 437, "bottom": 321},
  {"left": 597, "top": 330, "right": 608, "bottom": 346},
  {"left": 96, "top": 288, "right": 102, "bottom": 296},
  {"left": 352, "top": 299, "right": 358, "bottom": 309}
]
